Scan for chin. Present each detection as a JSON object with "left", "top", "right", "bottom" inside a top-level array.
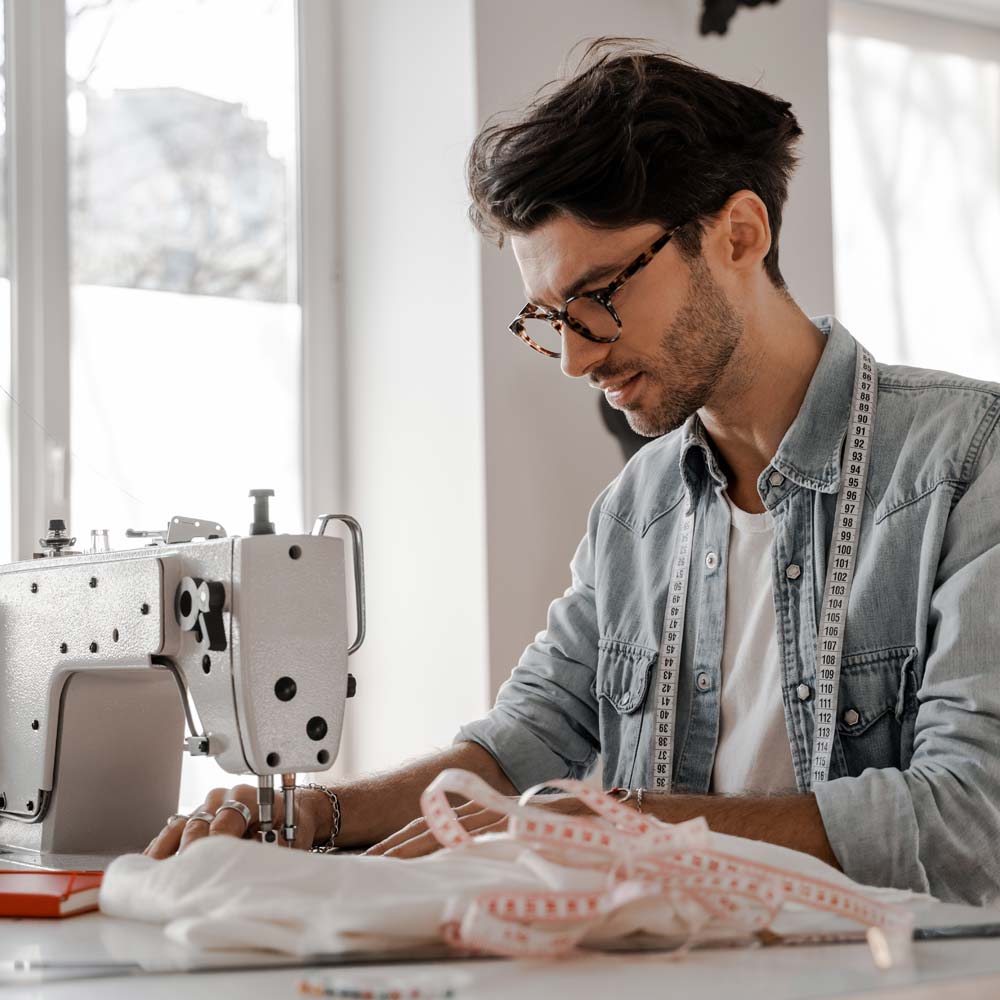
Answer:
[
  {"left": 623, "top": 403, "right": 689, "bottom": 439},
  {"left": 622, "top": 410, "right": 668, "bottom": 439}
]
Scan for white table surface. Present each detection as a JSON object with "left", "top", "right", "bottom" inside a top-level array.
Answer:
[{"left": 4, "top": 902, "right": 1000, "bottom": 1000}]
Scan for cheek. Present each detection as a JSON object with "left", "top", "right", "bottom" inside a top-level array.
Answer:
[{"left": 622, "top": 281, "right": 678, "bottom": 346}]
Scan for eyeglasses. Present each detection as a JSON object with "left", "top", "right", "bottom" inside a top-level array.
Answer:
[{"left": 508, "top": 224, "right": 684, "bottom": 358}]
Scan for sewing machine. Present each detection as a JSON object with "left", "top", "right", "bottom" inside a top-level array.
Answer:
[{"left": 0, "top": 490, "right": 365, "bottom": 868}]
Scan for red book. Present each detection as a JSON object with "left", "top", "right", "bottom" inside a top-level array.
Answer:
[{"left": 0, "top": 870, "right": 104, "bottom": 918}]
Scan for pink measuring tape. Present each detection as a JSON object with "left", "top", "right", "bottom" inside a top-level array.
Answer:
[{"left": 420, "top": 769, "right": 913, "bottom": 966}]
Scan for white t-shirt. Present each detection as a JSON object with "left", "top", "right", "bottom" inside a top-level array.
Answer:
[{"left": 710, "top": 493, "right": 797, "bottom": 795}]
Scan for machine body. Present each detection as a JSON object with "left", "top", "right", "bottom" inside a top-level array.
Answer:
[{"left": 0, "top": 508, "right": 364, "bottom": 865}]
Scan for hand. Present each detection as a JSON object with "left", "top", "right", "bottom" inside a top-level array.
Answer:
[
  {"left": 363, "top": 794, "right": 583, "bottom": 860},
  {"left": 143, "top": 784, "right": 332, "bottom": 859}
]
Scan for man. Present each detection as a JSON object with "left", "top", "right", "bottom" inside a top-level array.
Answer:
[{"left": 148, "top": 41, "right": 1000, "bottom": 906}]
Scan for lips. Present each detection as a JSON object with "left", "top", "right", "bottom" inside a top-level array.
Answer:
[{"left": 603, "top": 372, "right": 643, "bottom": 406}]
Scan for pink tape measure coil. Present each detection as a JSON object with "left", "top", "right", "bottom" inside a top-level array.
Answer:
[{"left": 419, "top": 768, "right": 913, "bottom": 967}]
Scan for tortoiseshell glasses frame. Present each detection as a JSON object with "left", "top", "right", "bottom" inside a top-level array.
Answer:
[{"left": 508, "top": 223, "right": 685, "bottom": 359}]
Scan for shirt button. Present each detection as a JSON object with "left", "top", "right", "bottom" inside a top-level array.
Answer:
[
  {"left": 842, "top": 708, "right": 860, "bottom": 726},
  {"left": 785, "top": 563, "right": 802, "bottom": 580},
  {"left": 796, "top": 683, "right": 812, "bottom": 701},
  {"left": 696, "top": 672, "right": 711, "bottom": 691},
  {"left": 769, "top": 471, "right": 785, "bottom": 488},
  {"left": 705, "top": 551, "right": 718, "bottom": 571}
]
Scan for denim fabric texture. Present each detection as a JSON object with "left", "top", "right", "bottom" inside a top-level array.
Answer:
[{"left": 457, "top": 315, "right": 1000, "bottom": 904}]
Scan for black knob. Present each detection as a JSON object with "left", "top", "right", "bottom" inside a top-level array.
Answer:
[
  {"left": 307, "top": 716, "right": 328, "bottom": 741},
  {"left": 199, "top": 580, "right": 226, "bottom": 613},
  {"left": 346, "top": 673, "right": 357, "bottom": 698},
  {"left": 48, "top": 519, "right": 67, "bottom": 532},
  {"left": 274, "top": 676, "right": 297, "bottom": 702}
]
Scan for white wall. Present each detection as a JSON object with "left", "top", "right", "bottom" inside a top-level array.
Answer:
[
  {"left": 334, "top": 0, "right": 489, "bottom": 774},
  {"left": 335, "top": 0, "right": 835, "bottom": 774}
]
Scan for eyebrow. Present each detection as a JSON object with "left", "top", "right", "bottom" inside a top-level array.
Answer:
[{"left": 524, "top": 259, "right": 628, "bottom": 310}]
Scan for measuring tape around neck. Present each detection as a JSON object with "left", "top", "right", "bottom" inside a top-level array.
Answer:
[{"left": 649, "top": 344, "right": 878, "bottom": 793}]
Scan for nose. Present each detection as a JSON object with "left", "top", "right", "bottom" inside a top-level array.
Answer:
[{"left": 560, "top": 324, "right": 612, "bottom": 379}]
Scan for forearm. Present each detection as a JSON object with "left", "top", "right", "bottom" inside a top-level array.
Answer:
[
  {"left": 325, "top": 741, "right": 515, "bottom": 848},
  {"left": 643, "top": 793, "right": 841, "bottom": 869}
]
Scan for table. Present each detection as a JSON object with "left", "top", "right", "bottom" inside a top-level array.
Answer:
[{"left": 5, "top": 902, "right": 1000, "bottom": 999}]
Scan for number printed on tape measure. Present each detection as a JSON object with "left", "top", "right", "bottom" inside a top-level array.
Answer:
[
  {"left": 810, "top": 347, "right": 877, "bottom": 787},
  {"left": 650, "top": 509, "right": 694, "bottom": 792}
]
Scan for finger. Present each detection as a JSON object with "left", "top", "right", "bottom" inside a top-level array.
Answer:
[
  {"left": 364, "top": 802, "right": 495, "bottom": 857},
  {"left": 384, "top": 812, "right": 508, "bottom": 860},
  {"left": 208, "top": 785, "right": 259, "bottom": 841},
  {"left": 178, "top": 814, "right": 213, "bottom": 852},
  {"left": 365, "top": 802, "right": 500, "bottom": 855},
  {"left": 463, "top": 808, "right": 504, "bottom": 829},
  {"left": 178, "top": 788, "right": 228, "bottom": 853},
  {"left": 219, "top": 784, "right": 262, "bottom": 833},
  {"left": 145, "top": 813, "right": 189, "bottom": 860},
  {"left": 382, "top": 828, "right": 441, "bottom": 859},
  {"left": 363, "top": 816, "right": 428, "bottom": 857}
]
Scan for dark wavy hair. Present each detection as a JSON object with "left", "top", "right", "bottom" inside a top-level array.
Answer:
[{"left": 467, "top": 38, "right": 803, "bottom": 292}]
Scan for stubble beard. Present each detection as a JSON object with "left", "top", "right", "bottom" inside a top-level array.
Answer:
[{"left": 621, "top": 254, "right": 745, "bottom": 438}]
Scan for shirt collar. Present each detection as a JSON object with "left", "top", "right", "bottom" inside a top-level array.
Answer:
[
  {"left": 679, "top": 412, "right": 726, "bottom": 513},
  {"left": 677, "top": 315, "right": 859, "bottom": 509},
  {"left": 768, "top": 314, "right": 858, "bottom": 494}
]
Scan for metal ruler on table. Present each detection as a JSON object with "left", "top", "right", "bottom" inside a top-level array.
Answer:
[{"left": 649, "top": 344, "right": 878, "bottom": 793}]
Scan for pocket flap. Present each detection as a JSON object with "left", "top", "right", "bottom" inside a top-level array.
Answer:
[
  {"left": 595, "top": 639, "right": 656, "bottom": 714},
  {"left": 837, "top": 646, "right": 912, "bottom": 735}
]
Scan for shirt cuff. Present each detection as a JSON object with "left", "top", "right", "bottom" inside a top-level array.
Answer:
[
  {"left": 454, "top": 709, "right": 589, "bottom": 793},
  {"left": 813, "top": 766, "right": 930, "bottom": 894}
]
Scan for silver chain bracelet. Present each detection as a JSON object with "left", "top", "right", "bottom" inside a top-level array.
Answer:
[
  {"left": 304, "top": 782, "right": 341, "bottom": 853},
  {"left": 609, "top": 786, "right": 646, "bottom": 813}
]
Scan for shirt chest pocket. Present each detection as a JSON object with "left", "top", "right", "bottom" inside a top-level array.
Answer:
[
  {"left": 835, "top": 645, "right": 917, "bottom": 777},
  {"left": 593, "top": 640, "right": 656, "bottom": 790}
]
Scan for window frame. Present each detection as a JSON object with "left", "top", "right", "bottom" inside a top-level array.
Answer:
[{"left": 3, "top": 0, "right": 339, "bottom": 560}]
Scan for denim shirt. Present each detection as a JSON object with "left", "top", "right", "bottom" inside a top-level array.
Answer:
[{"left": 457, "top": 315, "right": 1000, "bottom": 905}]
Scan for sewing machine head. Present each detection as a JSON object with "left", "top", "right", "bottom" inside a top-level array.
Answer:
[{"left": 0, "top": 491, "right": 365, "bottom": 866}]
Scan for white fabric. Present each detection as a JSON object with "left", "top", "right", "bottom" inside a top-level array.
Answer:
[
  {"left": 711, "top": 493, "right": 797, "bottom": 794},
  {"left": 99, "top": 830, "right": 927, "bottom": 956}
]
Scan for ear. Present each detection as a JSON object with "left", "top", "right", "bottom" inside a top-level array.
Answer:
[{"left": 711, "top": 189, "right": 772, "bottom": 276}]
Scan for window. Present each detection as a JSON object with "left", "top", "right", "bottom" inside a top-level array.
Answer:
[
  {"left": 66, "top": 0, "right": 302, "bottom": 547},
  {"left": 830, "top": 1, "right": 1000, "bottom": 375}
]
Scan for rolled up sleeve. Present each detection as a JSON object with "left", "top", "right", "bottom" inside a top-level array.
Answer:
[
  {"left": 456, "top": 482, "right": 615, "bottom": 792},
  {"left": 816, "top": 411, "right": 1000, "bottom": 903}
]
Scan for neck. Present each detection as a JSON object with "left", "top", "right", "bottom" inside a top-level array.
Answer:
[{"left": 699, "top": 295, "right": 827, "bottom": 514}]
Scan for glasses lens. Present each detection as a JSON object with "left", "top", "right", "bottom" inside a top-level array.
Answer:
[
  {"left": 566, "top": 297, "right": 620, "bottom": 342},
  {"left": 520, "top": 317, "right": 564, "bottom": 356}
]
